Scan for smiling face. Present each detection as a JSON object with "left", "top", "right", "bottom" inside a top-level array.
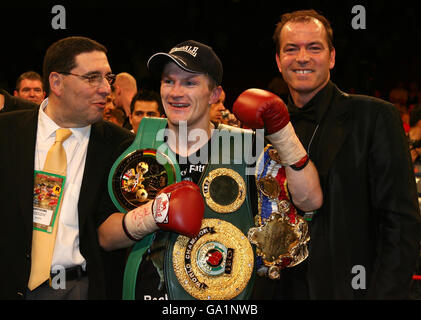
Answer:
[
  {"left": 160, "top": 62, "right": 220, "bottom": 131},
  {"left": 276, "top": 19, "right": 335, "bottom": 107},
  {"left": 47, "top": 50, "right": 112, "bottom": 127}
]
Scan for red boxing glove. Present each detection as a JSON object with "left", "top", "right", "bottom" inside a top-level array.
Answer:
[
  {"left": 123, "top": 181, "right": 204, "bottom": 240},
  {"left": 233, "top": 88, "right": 307, "bottom": 167},
  {"left": 232, "top": 88, "right": 289, "bottom": 135},
  {"left": 153, "top": 181, "right": 204, "bottom": 238}
]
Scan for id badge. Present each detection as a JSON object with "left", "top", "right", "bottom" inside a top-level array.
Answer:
[{"left": 33, "top": 170, "right": 66, "bottom": 233}]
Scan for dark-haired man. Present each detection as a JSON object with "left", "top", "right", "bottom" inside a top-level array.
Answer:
[
  {"left": 0, "top": 36, "right": 133, "bottom": 299},
  {"left": 129, "top": 89, "right": 164, "bottom": 134},
  {"left": 14, "top": 71, "right": 46, "bottom": 105}
]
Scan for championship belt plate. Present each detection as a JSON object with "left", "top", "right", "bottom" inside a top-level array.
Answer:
[
  {"left": 249, "top": 145, "right": 309, "bottom": 279},
  {"left": 107, "top": 118, "right": 181, "bottom": 300},
  {"left": 171, "top": 218, "right": 254, "bottom": 300},
  {"left": 108, "top": 119, "right": 179, "bottom": 213},
  {"left": 201, "top": 167, "right": 246, "bottom": 214}
]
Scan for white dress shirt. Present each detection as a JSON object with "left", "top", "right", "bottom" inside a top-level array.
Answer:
[{"left": 35, "top": 99, "right": 91, "bottom": 270}]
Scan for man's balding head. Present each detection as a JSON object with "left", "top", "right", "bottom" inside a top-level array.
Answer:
[{"left": 113, "top": 72, "right": 138, "bottom": 116}]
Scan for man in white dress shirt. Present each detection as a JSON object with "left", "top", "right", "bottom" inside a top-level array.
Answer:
[{"left": 0, "top": 36, "right": 134, "bottom": 299}]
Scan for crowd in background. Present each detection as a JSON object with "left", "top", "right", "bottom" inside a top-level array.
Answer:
[{"left": 4, "top": 69, "right": 421, "bottom": 141}]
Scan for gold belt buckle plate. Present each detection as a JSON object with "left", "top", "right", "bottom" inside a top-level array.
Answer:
[
  {"left": 248, "top": 203, "right": 310, "bottom": 279},
  {"left": 172, "top": 218, "right": 254, "bottom": 300}
]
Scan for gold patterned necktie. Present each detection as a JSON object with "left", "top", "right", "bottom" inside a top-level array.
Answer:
[{"left": 28, "top": 128, "right": 72, "bottom": 290}]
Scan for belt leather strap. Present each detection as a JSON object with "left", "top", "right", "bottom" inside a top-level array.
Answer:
[
  {"left": 107, "top": 118, "right": 180, "bottom": 300},
  {"left": 165, "top": 125, "right": 256, "bottom": 300}
]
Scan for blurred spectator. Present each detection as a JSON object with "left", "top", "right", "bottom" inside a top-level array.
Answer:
[
  {"left": 209, "top": 88, "right": 226, "bottom": 126},
  {"left": 107, "top": 108, "right": 126, "bottom": 127},
  {"left": 389, "top": 82, "right": 409, "bottom": 106},
  {"left": 389, "top": 82, "right": 410, "bottom": 133},
  {"left": 129, "top": 89, "right": 164, "bottom": 134},
  {"left": 13, "top": 71, "right": 46, "bottom": 105},
  {"left": 408, "top": 81, "right": 420, "bottom": 107},
  {"left": 409, "top": 105, "right": 421, "bottom": 165},
  {"left": 103, "top": 91, "right": 116, "bottom": 121},
  {"left": 208, "top": 88, "right": 241, "bottom": 127},
  {"left": 113, "top": 72, "right": 137, "bottom": 130}
]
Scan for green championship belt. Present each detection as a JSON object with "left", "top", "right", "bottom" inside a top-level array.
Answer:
[
  {"left": 109, "top": 122, "right": 256, "bottom": 300},
  {"left": 107, "top": 118, "right": 180, "bottom": 300},
  {"left": 165, "top": 125, "right": 256, "bottom": 300}
]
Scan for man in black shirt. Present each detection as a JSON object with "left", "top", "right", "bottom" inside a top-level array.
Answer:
[{"left": 269, "top": 9, "right": 421, "bottom": 299}]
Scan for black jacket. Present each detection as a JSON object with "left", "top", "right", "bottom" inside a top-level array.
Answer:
[
  {"left": 0, "top": 89, "right": 38, "bottom": 113},
  {"left": 0, "top": 108, "right": 133, "bottom": 299},
  {"left": 293, "top": 82, "right": 421, "bottom": 299}
]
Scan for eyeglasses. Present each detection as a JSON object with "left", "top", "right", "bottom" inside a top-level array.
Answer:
[{"left": 58, "top": 71, "right": 116, "bottom": 87}]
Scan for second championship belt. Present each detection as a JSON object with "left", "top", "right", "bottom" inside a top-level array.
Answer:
[
  {"left": 107, "top": 118, "right": 181, "bottom": 300},
  {"left": 249, "top": 145, "right": 310, "bottom": 280},
  {"left": 165, "top": 125, "right": 256, "bottom": 300}
]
